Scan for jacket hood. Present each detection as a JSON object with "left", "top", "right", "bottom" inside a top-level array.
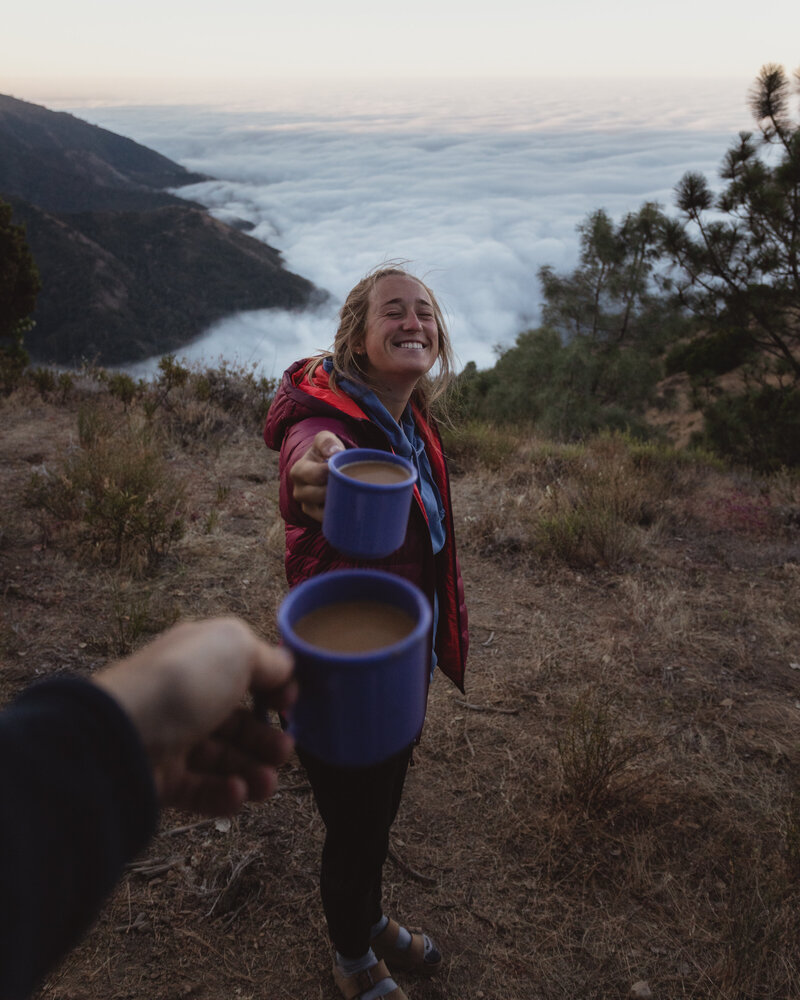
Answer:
[{"left": 264, "top": 359, "right": 370, "bottom": 451}]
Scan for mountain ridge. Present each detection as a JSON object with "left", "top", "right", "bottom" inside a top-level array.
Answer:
[{"left": 0, "top": 94, "right": 321, "bottom": 366}]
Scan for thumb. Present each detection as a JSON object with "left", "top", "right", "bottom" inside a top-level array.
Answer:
[{"left": 312, "top": 430, "right": 345, "bottom": 460}]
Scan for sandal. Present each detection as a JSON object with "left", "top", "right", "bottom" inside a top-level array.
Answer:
[
  {"left": 333, "top": 958, "right": 408, "bottom": 1000},
  {"left": 371, "top": 918, "right": 442, "bottom": 977}
]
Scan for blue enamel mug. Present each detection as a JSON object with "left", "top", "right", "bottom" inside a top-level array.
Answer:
[
  {"left": 278, "top": 569, "right": 432, "bottom": 767},
  {"left": 322, "top": 448, "right": 417, "bottom": 560}
]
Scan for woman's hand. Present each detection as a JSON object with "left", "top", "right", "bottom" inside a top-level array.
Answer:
[
  {"left": 94, "top": 617, "right": 296, "bottom": 817},
  {"left": 289, "top": 430, "right": 345, "bottom": 522}
]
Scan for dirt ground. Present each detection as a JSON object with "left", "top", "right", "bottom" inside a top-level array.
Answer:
[{"left": 2, "top": 388, "right": 800, "bottom": 1000}]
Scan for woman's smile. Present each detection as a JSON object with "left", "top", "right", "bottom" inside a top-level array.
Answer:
[{"left": 360, "top": 274, "right": 439, "bottom": 390}]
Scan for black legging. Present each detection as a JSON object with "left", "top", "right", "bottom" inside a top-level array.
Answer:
[{"left": 296, "top": 743, "right": 413, "bottom": 959}]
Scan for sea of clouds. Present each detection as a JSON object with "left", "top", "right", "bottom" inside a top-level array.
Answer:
[{"left": 66, "top": 76, "right": 755, "bottom": 379}]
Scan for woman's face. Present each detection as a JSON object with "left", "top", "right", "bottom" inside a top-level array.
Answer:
[{"left": 359, "top": 275, "right": 439, "bottom": 387}]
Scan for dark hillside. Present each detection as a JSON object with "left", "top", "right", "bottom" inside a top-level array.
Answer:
[
  {"left": 0, "top": 94, "right": 322, "bottom": 366},
  {"left": 0, "top": 94, "right": 205, "bottom": 213},
  {"left": 9, "top": 198, "right": 321, "bottom": 365}
]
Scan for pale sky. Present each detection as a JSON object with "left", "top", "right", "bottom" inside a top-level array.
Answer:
[{"left": 3, "top": 0, "right": 799, "bottom": 101}]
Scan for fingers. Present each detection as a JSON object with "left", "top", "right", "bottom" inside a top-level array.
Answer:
[
  {"left": 212, "top": 708, "right": 294, "bottom": 768},
  {"left": 289, "top": 431, "right": 344, "bottom": 522},
  {"left": 164, "top": 772, "right": 269, "bottom": 818},
  {"left": 197, "top": 710, "right": 293, "bottom": 788},
  {"left": 160, "top": 714, "right": 294, "bottom": 814},
  {"left": 248, "top": 646, "right": 297, "bottom": 716}
]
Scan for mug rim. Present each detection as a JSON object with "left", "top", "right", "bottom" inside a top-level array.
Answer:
[
  {"left": 278, "top": 568, "right": 431, "bottom": 663},
  {"left": 328, "top": 448, "right": 417, "bottom": 490}
]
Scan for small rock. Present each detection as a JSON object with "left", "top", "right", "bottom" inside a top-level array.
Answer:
[{"left": 630, "top": 982, "right": 653, "bottom": 999}]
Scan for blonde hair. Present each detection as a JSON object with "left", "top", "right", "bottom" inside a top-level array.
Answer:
[{"left": 306, "top": 265, "right": 455, "bottom": 416}]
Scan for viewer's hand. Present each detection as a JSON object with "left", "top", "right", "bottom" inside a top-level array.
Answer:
[
  {"left": 290, "top": 430, "right": 344, "bottom": 521},
  {"left": 94, "top": 618, "right": 296, "bottom": 816}
]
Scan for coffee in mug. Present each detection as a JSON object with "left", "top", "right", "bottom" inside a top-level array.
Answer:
[
  {"left": 337, "top": 460, "right": 413, "bottom": 486},
  {"left": 293, "top": 599, "right": 416, "bottom": 653}
]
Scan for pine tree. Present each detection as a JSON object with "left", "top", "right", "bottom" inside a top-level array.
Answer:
[
  {"left": 662, "top": 63, "right": 800, "bottom": 469},
  {"left": 538, "top": 202, "right": 671, "bottom": 347},
  {"left": 664, "top": 63, "right": 800, "bottom": 385},
  {"left": 0, "top": 199, "right": 41, "bottom": 390}
]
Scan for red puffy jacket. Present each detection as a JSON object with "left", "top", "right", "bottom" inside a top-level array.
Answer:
[{"left": 264, "top": 360, "right": 468, "bottom": 692}]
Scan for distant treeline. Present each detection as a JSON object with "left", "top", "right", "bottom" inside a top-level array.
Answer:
[{"left": 450, "top": 63, "right": 800, "bottom": 473}]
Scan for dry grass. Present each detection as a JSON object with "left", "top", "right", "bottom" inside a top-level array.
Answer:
[{"left": 1, "top": 371, "right": 800, "bottom": 1000}]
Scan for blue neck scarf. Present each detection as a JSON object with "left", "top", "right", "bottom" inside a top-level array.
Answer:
[{"left": 324, "top": 361, "right": 445, "bottom": 554}]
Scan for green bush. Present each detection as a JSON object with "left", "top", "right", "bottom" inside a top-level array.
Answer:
[
  {"left": 439, "top": 419, "right": 524, "bottom": 471},
  {"left": 77, "top": 402, "right": 121, "bottom": 447},
  {"left": 107, "top": 371, "right": 140, "bottom": 407},
  {"left": 25, "top": 412, "right": 186, "bottom": 573},
  {"left": 700, "top": 386, "right": 800, "bottom": 472},
  {"left": 0, "top": 338, "right": 30, "bottom": 395},
  {"left": 28, "top": 367, "right": 57, "bottom": 396},
  {"left": 57, "top": 372, "right": 74, "bottom": 401},
  {"left": 453, "top": 326, "right": 662, "bottom": 441},
  {"left": 189, "top": 360, "right": 277, "bottom": 423},
  {"left": 142, "top": 359, "right": 277, "bottom": 442},
  {"left": 157, "top": 354, "right": 190, "bottom": 391},
  {"left": 665, "top": 326, "right": 755, "bottom": 377},
  {"left": 528, "top": 434, "right": 658, "bottom": 566}
]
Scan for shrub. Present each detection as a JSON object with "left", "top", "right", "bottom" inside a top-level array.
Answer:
[
  {"left": 0, "top": 340, "right": 30, "bottom": 395},
  {"left": 440, "top": 420, "right": 524, "bottom": 472},
  {"left": 529, "top": 435, "right": 657, "bottom": 567},
  {"left": 107, "top": 371, "right": 140, "bottom": 407},
  {"left": 189, "top": 360, "right": 277, "bottom": 424},
  {"left": 141, "top": 359, "right": 278, "bottom": 445},
  {"left": 107, "top": 579, "right": 180, "bottom": 656},
  {"left": 77, "top": 402, "right": 120, "bottom": 447},
  {"left": 157, "top": 354, "right": 190, "bottom": 392},
  {"left": 665, "top": 326, "right": 755, "bottom": 377},
  {"left": 57, "top": 372, "right": 74, "bottom": 401},
  {"left": 556, "top": 690, "right": 650, "bottom": 815},
  {"left": 25, "top": 411, "right": 186, "bottom": 573},
  {"left": 28, "top": 367, "right": 58, "bottom": 396},
  {"left": 700, "top": 386, "right": 800, "bottom": 472}
]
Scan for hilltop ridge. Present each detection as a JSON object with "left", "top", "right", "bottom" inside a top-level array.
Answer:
[
  {"left": 0, "top": 93, "right": 207, "bottom": 213},
  {"left": 0, "top": 94, "right": 322, "bottom": 366}
]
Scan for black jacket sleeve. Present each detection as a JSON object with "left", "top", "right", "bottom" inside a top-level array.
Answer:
[{"left": 0, "top": 677, "right": 158, "bottom": 1000}]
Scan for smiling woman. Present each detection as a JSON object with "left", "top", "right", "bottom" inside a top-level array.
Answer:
[{"left": 262, "top": 265, "right": 468, "bottom": 1000}]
